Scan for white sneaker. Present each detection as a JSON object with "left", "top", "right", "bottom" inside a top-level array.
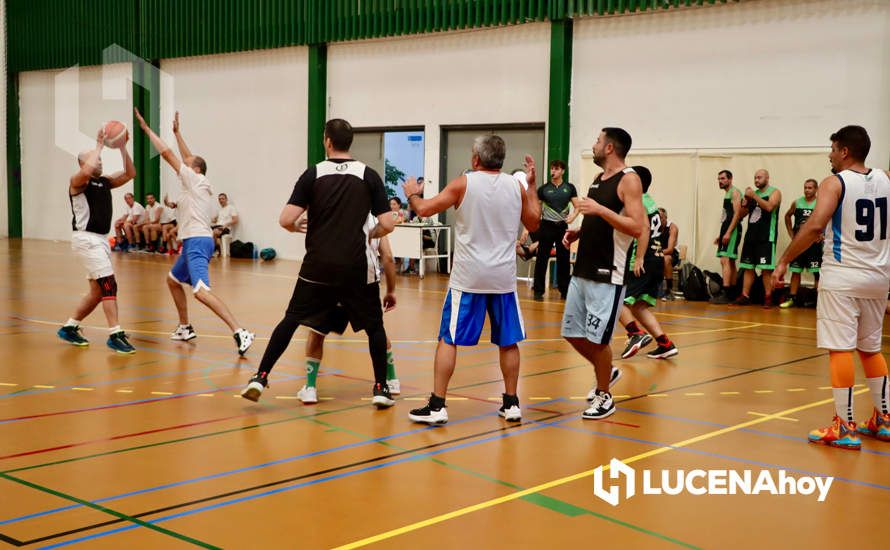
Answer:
[
  {"left": 234, "top": 329, "right": 255, "bottom": 356},
  {"left": 297, "top": 385, "right": 318, "bottom": 404},
  {"left": 499, "top": 405, "right": 522, "bottom": 422},
  {"left": 240, "top": 374, "right": 267, "bottom": 402},
  {"left": 582, "top": 390, "right": 615, "bottom": 420},
  {"left": 387, "top": 378, "right": 401, "bottom": 395},
  {"left": 170, "top": 324, "right": 197, "bottom": 341},
  {"left": 409, "top": 405, "right": 449, "bottom": 424},
  {"left": 586, "top": 367, "right": 622, "bottom": 402}
]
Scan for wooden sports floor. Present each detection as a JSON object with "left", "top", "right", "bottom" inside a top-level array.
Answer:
[{"left": 1, "top": 239, "right": 887, "bottom": 549}]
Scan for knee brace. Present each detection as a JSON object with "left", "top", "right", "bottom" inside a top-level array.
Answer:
[{"left": 96, "top": 275, "right": 118, "bottom": 300}]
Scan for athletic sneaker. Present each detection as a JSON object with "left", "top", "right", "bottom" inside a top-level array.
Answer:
[
  {"left": 582, "top": 390, "right": 615, "bottom": 420},
  {"left": 57, "top": 325, "right": 89, "bottom": 347},
  {"left": 409, "top": 402, "right": 449, "bottom": 425},
  {"left": 808, "top": 416, "right": 861, "bottom": 450},
  {"left": 533, "top": 293, "right": 544, "bottom": 302},
  {"left": 372, "top": 383, "right": 395, "bottom": 409},
  {"left": 170, "top": 324, "right": 197, "bottom": 341},
  {"left": 387, "top": 378, "right": 401, "bottom": 395},
  {"left": 107, "top": 331, "right": 136, "bottom": 354},
  {"left": 779, "top": 297, "right": 795, "bottom": 309},
  {"left": 240, "top": 373, "right": 268, "bottom": 402},
  {"left": 646, "top": 342, "right": 679, "bottom": 359},
  {"left": 297, "top": 385, "right": 318, "bottom": 404},
  {"left": 762, "top": 294, "right": 773, "bottom": 310},
  {"left": 731, "top": 295, "right": 751, "bottom": 306},
  {"left": 234, "top": 329, "right": 255, "bottom": 356},
  {"left": 710, "top": 291, "right": 732, "bottom": 305},
  {"left": 857, "top": 408, "right": 890, "bottom": 441},
  {"left": 586, "top": 367, "right": 622, "bottom": 402},
  {"left": 498, "top": 394, "right": 522, "bottom": 422},
  {"left": 621, "top": 333, "right": 653, "bottom": 359}
]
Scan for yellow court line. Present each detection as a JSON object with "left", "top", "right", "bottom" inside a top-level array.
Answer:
[
  {"left": 196, "top": 393, "right": 215, "bottom": 397},
  {"left": 333, "top": 390, "right": 868, "bottom": 550},
  {"left": 754, "top": 390, "right": 774, "bottom": 394},
  {"left": 747, "top": 411, "right": 798, "bottom": 422},
  {"left": 150, "top": 391, "right": 173, "bottom": 396},
  {"left": 647, "top": 394, "right": 668, "bottom": 398},
  {"left": 115, "top": 389, "right": 134, "bottom": 393},
  {"left": 71, "top": 387, "right": 93, "bottom": 391},
  {"left": 719, "top": 391, "right": 740, "bottom": 395},
  {"left": 786, "top": 388, "right": 806, "bottom": 392},
  {"left": 684, "top": 392, "right": 705, "bottom": 396},
  {"left": 33, "top": 385, "right": 55, "bottom": 389},
  {"left": 0, "top": 383, "right": 17, "bottom": 387}
]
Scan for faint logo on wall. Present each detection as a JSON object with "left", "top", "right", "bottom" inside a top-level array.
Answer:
[{"left": 54, "top": 44, "right": 173, "bottom": 157}]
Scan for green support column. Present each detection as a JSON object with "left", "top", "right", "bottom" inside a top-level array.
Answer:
[
  {"left": 307, "top": 43, "right": 328, "bottom": 165},
  {"left": 6, "top": 73, "right": 22, "bottom": 238},
  {"left": 131, "top": 59, "right": 161, "bottom": 202},
  {"left": 547, "top": 18, "right": 572, "bottom": 177}
]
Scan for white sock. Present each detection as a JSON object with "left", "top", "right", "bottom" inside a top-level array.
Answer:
[
  {"left": 65, "top": 318, "right": 79, "bottom": 327},
  {"left": 865, "top": 375, "right": 889, "bottom": 414},
  {"left": 109, "top": 325, "right": 121, "bottom": 335},
  {"left": 832, "top": 387, "right": 854, "bottom": 423}
]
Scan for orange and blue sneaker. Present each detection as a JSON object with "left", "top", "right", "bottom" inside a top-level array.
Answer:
[
  {"left": 857, "top": 408, "right": 890, "bottom": 442},
  {"left": 808, "top": 416, "right": 861, "bottom": 450}
]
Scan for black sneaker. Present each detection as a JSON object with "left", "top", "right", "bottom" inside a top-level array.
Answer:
[
  {"left": 533, "top": 293, "right": 544, "bottom": 302},
  {"left": 498, "top": 393, "right": 521, "bottom": 422},
  {"left": 372, "top": 383, "right": 395, "bottom": 409},
  {"left": 646, "top": 342, "right": 679, "bottom": 359},
  {"left": 710, "top": 291, "right": 732, "bottom": 305},
  {"left": 621, "top": 333, "right": 653, "bottom": 359},
  {"left": 240, "top": 373, "right": 269, "bottom": 402},
  {"left": 57, "top": 325, "right": 89, "bottom": 347},
  {"left": 582, "top": 390, "right": 615, "bottom": 420},
  {"left": 409, "top": 397, "right": 449, "bottom": 424},
  {"left": 106, "top": 331, "right": 136, "bottom": 354},
  {"left": 731, "top": 295, "right": 751, "bottom": 306}
]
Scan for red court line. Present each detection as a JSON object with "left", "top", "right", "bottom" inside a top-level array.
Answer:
[{"left": 0, "top": 413, "right": 253, "bottom": 460}]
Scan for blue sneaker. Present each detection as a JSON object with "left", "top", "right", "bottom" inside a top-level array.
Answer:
[
  {"left": 107, "top": 331, "right": 136, "bottom": 354},
  {"left": 57, "top": 325, "right": 89, "bottom": 346}
]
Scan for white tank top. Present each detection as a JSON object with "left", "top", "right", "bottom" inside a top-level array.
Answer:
[
  {"left": 821, "top": 168, "right": 890, "bottom": 298},
  {"left": 449, "top": 171, "right": 522, "bottom": 293},
  {"left": 364, "top": 214, "right": 381, "bottom": 284}
]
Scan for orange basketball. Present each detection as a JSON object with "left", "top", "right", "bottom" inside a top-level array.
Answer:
[{"left": 103, "top": 120, "right": 127, "bottom": 148}]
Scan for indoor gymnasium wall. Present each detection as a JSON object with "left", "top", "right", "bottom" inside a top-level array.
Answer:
[
  {"left": 571, "top": 0, "right": 890, "bottom": 270},
  {"left": 1, "top": 0, "right": 7, "bottom": 237},
  {"left": 159, "top": 47, "right": 309, "bottom": 260},
  {"left": 19, "top": 63, "right": 133, "bottom": 241},
  {"left": 327, "top": 22, "right": 552, "bottom": 198}
]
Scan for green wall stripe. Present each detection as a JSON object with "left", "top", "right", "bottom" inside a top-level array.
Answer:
[
  {"left": 6, "top": 73, "right": 22, "bottom": 238},
  {"left": 547, "top": 18, "right": 572, "bottom": 177},
  {"left": 307, "top": 43, "right": 328, "bottom": 165}
]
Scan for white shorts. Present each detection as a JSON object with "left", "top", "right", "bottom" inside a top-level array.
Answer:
[
  {"left": 72, "top": 231, "right": 113, "bottom": 280},
  {"left": 561, "top": 277, "right": 625, "bottom": 344},
  {"left": 816, "top": 289, "right": 885, "bottom": 352}
]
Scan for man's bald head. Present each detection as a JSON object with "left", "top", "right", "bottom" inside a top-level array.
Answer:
[{"left": 754, "top": 169, "right": 770, "bottom": 189}]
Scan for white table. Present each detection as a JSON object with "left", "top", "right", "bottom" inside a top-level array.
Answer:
[{"left": 388, "top": 224, "right": 451, "bottom": 278}]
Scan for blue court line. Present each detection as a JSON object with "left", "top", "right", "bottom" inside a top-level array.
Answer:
[
  {"left": 35, "top": 413, "right": 571, "bottom": 548},
  {"left": 2, "top": 399, "right": 563, "bottom": 525},
  {"left": 618, "top": 406, "right": 890, "bottom": 459},
  {"left": 552, "top": 424, "right": 890, "bottom": 492}
]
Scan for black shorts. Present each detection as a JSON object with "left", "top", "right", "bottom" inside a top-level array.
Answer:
[
  {"left": 287, "top": 279, "right": 383, "bottom": 334},
  {"left": 212, "top": 225, "right": 230, "bottom": 235},
  {"left": 739, "top": 238, "right": 776, "bottom": 270},
  {"left": 624, "top": 258, "right": 664, "bottom": 307},
  {"left": 790, "top": 242, "right": 823, "bottom": 273},
  {"left": 717, "top": 226, "right": 741, "bottom": 259}
]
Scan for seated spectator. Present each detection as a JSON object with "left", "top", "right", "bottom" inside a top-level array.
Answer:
[
  {"left": 140, "top": 193, "right": 163, "bottom": 252},
  {"left": 113, "top": 192, "right": 145, "bottom": 252},
  {"left": 162, "top": 194, "right": 180, "bottom": 255},
  {"left": 516, "top": 228, "right": 539, "bottom": 261},
  {"left": 389, "top": 197, "right": 408, "bottom": 224},
  {"left": 211, "top": 193, "right": 239, "bottom": 253}
]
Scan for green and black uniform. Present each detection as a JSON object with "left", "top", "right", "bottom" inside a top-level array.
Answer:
[
  {"left": 717, "top": 186, "right": 742, "bottom": 259},
  {"left": 739, "top": 186, "right": 780, "bottom": 270},
  {"left": 533, "top": 181, "right": 578, "bottom": 296},
  {"left": 624, "top": 194, "right": 664, "bottom": 307},
  {"left": 789, "top": 196, "right": 822, "bottom": 273}
]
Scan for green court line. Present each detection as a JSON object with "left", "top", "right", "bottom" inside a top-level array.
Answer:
[
  {"left": 0, "top": 473, "right": 219, "bottom": 548},
  {"left": 308, "top": 418, "right": 700, "bottom": 549}
]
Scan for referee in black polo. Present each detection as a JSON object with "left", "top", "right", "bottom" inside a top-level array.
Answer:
[{"left": 533, "top": 159, "right": 579, "bottom": 300}]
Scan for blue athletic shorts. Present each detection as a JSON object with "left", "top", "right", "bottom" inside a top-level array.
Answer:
[
  {"left": 438, "top": 289, "right": 525, "bottom": 347},
  {"left": 170, "top": 237, "right": 213, "bottom": 293}
]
